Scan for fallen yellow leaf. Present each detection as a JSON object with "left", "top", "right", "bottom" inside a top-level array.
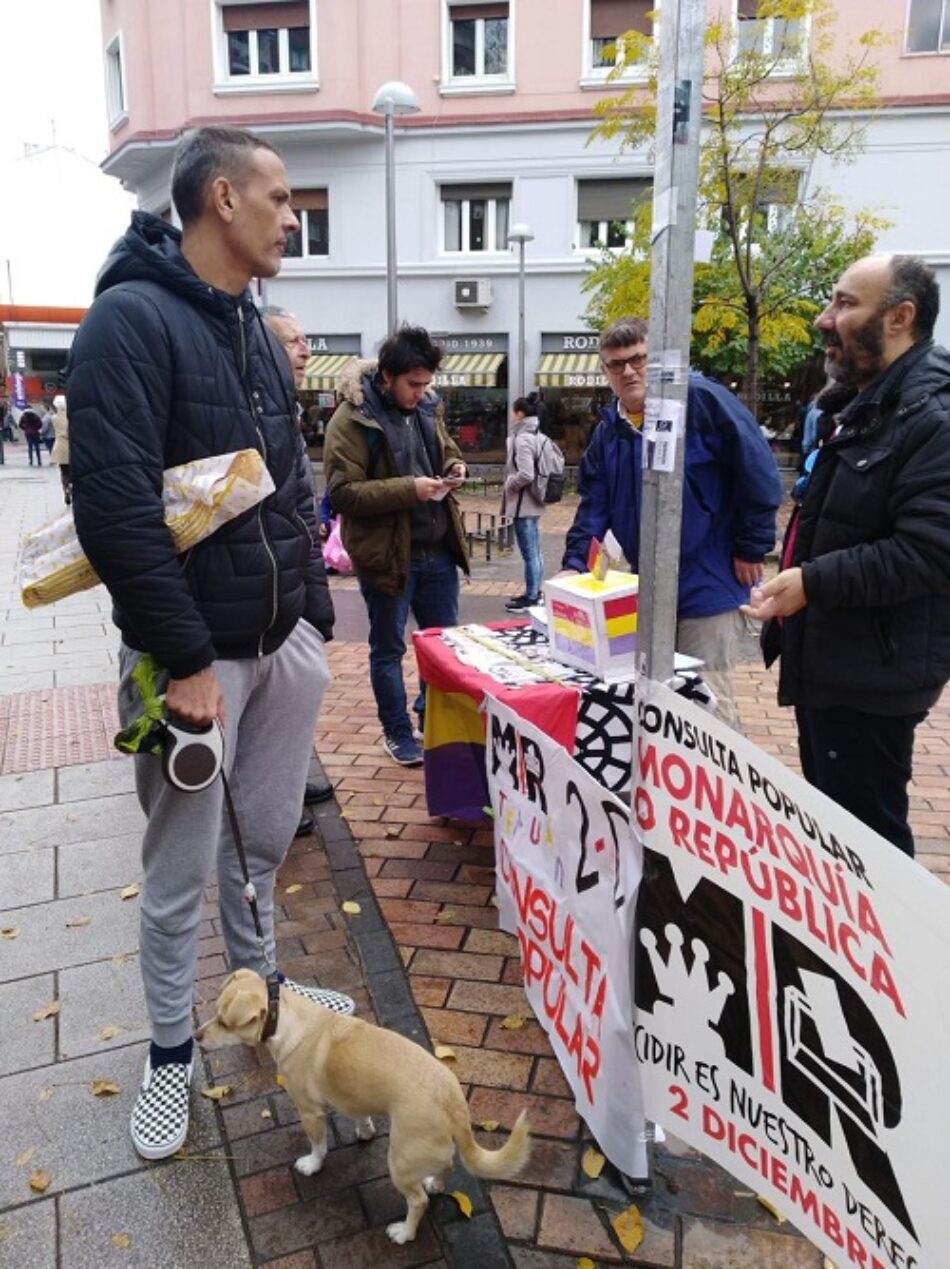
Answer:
[
  {"left": 578, "top": 1260, "right": 597, "bottom": 1269},
  {"left": 480, "top": 1119, "right": 500, "bottom": 1132},
  {"left": 757, "top": 1195, "right": 787, "bottom": 1224},
  {"left": 489, "top": 895, "right": 500, "bottom": 908},
  {"left": 111, "top": 1233, "right": 132, "bottom": 1249},
  {"left": 500, "top": 1014, "right": 525, "bottom": 1030},
  {"left": 384, "top": 827, "right": 400, "bottom": 838},
  {"left": 16, "top": 1147, "right": 36, "bottom": 1168},
  {"left": 1, "top": 927, "right": 20, "bottom": 939},
  {"left": 434, "top": 1044, "right": 457, "bottom": 1061},
  {"left": 200, "top": 1085, "right": 233, "bottom": 1101},
  {"left": 38, "top": 1088, "right": 53, "bottom": 1103},
  {"left": 66, "top": 916, "right": 92, "bottom": 928},
  {"left": 581, "top": 1146, "right": 605, "bottom": 1179},
  {"left": 260, "top": 1109, "right": 272, "bottom": 1120},
  {"left": 97, "top": 1024, "right": 122, "bottom": 1042},
  {"left": 90, "top": 1080, "right": 121, "bottom": 1098},
  {"left": 612, "top": 1204, "right": 644, "bottom": 1255},
  {"left": 28, "top": 1169, "right": 52, "bottom": 1194},
  {"left": 822, "top": 1259, "right": 837, "bottom": 1269},
  {"left": 433, "top": 909, "right": 458, "bottom": 924},
  {"left": 341, "top": 900, "right": 362, "bottom": 915},
  {"left": 275, "top": 1073, "right": 287, "bottom": 1088},
  {"left": 285, "top": 883, "right": 303, "bottom": 895},
  {"left": 33, "top": 1001, "right": 61, "bottom": 1022},
  {"left": 372, "top": 797, "right": 382, "bottom": 806},
  {"left": 451, "top": 1190, "right": 473, "bottom": 1218},
  {"left": 119, "top": 883, "right": 140, "bottom": 900}
]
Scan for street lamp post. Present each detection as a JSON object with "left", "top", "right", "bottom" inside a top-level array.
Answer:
[
  {"left": 507, "top": 223, "right": 534, "bottom": 399},
  {"left": 372, "top": 81, "right": 421, "bottom": 335}
]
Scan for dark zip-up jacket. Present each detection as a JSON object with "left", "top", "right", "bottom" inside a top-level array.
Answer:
[
  {"left": 563, "top": 374, "right": 782, "bottom": 617},
  {"left": 67, "top": 211, "right": 333, "bottom": 679},
  {"left": 776, "top": 340, "right": 950, "bottom": 714}
]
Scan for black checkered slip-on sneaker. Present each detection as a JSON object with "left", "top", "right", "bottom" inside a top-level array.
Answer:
[
  {"left": 282, "top": 979, "right": 355, "bottom": 1015},
  {"left": 130, "top": 1056, "right": 193, "bottom": 1160}
]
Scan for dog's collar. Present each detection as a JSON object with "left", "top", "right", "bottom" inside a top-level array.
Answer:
[{"left": 260, "top": 973, "right": 281, "bottom": 1042}]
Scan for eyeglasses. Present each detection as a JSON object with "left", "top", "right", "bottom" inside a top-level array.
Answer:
[
  {"left": 282, "top": 335, "right": 310, "bottom": 349},
  {"left": 603, "top": 352, "right": 649, "bottom": 375}
]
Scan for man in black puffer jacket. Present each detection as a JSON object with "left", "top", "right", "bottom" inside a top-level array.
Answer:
[
  {"left": 746, "top": 255, "right": 950, "bottom": 858},
  {"left": 69, "top": 127, "right": 353, "bottom": 1162}
]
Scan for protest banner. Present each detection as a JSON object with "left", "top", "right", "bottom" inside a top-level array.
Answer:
[
  {"left": 633, "top": 678, "right": 950, "bottom": 1269},
  {"left": 485, "top": 695, "right": 648, "bottom": 1178}
]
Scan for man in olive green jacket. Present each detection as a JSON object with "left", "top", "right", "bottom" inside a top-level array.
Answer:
[{"left": 324, "top": 325, "right": 469, "bottom": 766}]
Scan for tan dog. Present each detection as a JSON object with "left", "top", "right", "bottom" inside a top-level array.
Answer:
[{"left": 199, "top": 969, "right": 530, "bottom": 1243}]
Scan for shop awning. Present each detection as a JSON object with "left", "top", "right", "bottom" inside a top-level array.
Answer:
[
  {"left": 434, "top": 352, "right": 506, "bottom": 387},
  {"left": 536, "top": 352, "right": 607, "bottom": 388},
  {"left": 300, "top": 353, "right": 357, "bottom": 392}
]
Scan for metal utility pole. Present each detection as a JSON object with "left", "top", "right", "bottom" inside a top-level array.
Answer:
[{"left": 637, "top": 0, "right": 709, "bottom": 686}]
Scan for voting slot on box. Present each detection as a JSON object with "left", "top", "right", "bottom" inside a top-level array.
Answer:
[{"left": 542, "top": 569, "right": 639, "bottom": 683}]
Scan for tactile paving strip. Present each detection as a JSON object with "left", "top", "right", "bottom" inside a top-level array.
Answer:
[{"left": 0, "top": 683, "right": 120, "bottom": 774}]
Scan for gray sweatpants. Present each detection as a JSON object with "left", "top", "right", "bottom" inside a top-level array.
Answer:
[{"left": 118, "top": 620, "right": 330, "bottom": 1048}]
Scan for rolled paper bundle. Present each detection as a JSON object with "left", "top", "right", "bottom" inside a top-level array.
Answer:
[{"left": 19, "top": 449, "right": 275, "bottom": 608}]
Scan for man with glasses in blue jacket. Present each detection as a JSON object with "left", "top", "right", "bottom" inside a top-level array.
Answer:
[{"left": 561, "top": 315, "right": 782, "bottom": 728}]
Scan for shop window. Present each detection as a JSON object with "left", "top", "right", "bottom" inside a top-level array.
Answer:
[
  {"left": 576, "top": 177, "right": 651, "bottom": 251},
  {"left": 283, "top": 190, "right": 329, "bottom": 258},
  {"left": 906, "top": 0, "right": 950, "bottom": 52},
  {"left": 441, "top": 183, "right": 511, "bottom": 253},
  {"left": 216, "top": 1, "right": 314, "bottom": 86},
  {"left": 104, "top": 32, "right": 127, "bottom": 125},
  {"left": 736, "top": 0, "right": 804, "bottom": 66},
  {"left": 585, "top": 0, "right": 653, "bottom": 80},
  {"left": 444, "top": 1, "right": 512, "bottom": 88}
]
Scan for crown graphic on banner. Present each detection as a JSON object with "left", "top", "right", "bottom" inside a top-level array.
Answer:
[{"left": 640, "top": 923, "right": 734, "bottom": 1028}]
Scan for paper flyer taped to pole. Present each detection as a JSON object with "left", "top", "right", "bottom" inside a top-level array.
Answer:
[{"left": 643, "top": 397, "right": 683, "bottom": 473}]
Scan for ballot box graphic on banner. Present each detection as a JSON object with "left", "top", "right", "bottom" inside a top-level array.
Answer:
[
  {"left": 543, "top": 570, "right": 639, "bottom": 684},
  {"left": 631, "top": 679, "right": 950, "bottom": 1269},
  {"left": 484, "top": 696, "right": 649, "bottom": 1179}
]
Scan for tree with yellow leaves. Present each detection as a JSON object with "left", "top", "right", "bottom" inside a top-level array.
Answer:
[{"left": 585, "top": 0, "right": 891, "bottom": 408}]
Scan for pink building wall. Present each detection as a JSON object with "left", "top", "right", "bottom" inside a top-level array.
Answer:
[{"left": 101, "top": 0, "right": 950, "bottom": 151}]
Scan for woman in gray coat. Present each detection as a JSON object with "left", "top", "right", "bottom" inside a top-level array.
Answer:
[{"left": 502, "top": 395, "right": 547, "bottom": 610}]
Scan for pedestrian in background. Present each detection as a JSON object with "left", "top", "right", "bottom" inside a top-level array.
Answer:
[
  {"left": 502, "top": 394, "right": 546, "bottom": 611},
  {"left": 41, "top": 404, "right": 56, "bottom": 454},
  {"left": 19, "top": 408, "right": 44, "bottom": 465},
  {"left": 50, "top": 394, "right": 71, "bottom": 505}
]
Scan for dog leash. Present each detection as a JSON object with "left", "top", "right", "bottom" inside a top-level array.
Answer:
[{"left": 220, "top": 770, "right": 281, "bottom": 1042}]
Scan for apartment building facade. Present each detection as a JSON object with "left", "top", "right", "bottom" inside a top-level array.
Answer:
[{"left": 97, "top": 0, "right": 950, "bottom": 459}]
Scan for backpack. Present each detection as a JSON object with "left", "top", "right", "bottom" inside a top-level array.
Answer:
[{"left": 532, "top": 434, "right": 566, "bottom": 504}]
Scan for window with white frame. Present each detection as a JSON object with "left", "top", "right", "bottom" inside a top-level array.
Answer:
[
  {"left": 906, "top": 0, "right": 950, "bottom": 52},
  {"left": 282, "top": 190, "right": 329, "bottom": 258},
  {"left": 736, "top": 0, "right": 804, "bottom": 64},
  {"left": 446, "top": 1, "right": 511, "bottom": 82},
  {"left": 105, "top": 33, "right": 127, "bottom": 124},
  {"left": 218, "top": 1, "right": 313, "bottom": 82},
  {"left": 441, "top": 183, "right": 511, "bottom": 253},
  {"left": 576, "top": 177, "right": 651, "bottom": 250},
  {"left": 587, "top": 0, "right": 654, "bottom": 75}
]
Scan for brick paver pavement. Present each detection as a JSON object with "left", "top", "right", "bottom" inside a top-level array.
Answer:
[{"left": 2, "top": 450, "right": 948, "bottom": 1267}]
